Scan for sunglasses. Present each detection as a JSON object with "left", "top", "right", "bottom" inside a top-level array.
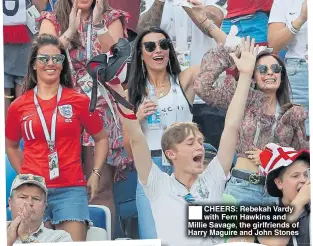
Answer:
[
  {"left": 19, "top": 174, "right": 45, "bottom": 183},
  {"left": 142, "top": 38, "right": 171, "bottom": 52},
  {"left": 256, "top": 64, "right": 282, "bottom": 74},
  {"left": 36, "top": 54, "right": 65, "bottom": 65}
]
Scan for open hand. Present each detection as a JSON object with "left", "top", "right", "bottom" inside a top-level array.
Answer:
[
  {"left": 93, "top": 0, "right": 105, "bottom": 24},
  {"left": 229, "top": 36, "right": 258, "bottom": 76},
  {"left": 68, "top": 0, "right": 82, "bottom": 35},
  {"left": 186, "top": 0, "right": 207, "bottom": 22},
  {"left": 7, "top": 216, "right": 22, "bottom": 245}
]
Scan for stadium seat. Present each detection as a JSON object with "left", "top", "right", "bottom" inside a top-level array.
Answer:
[
  {"left": 88, "top": 205, "right": 112, "bottom": 240},
  {"left": 86, "top": 226, "right": 108, "bottom": 241}
]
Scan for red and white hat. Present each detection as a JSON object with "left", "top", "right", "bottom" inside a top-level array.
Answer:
[{"left": 260, "top": 143, "right": 310, "bottom": 197}]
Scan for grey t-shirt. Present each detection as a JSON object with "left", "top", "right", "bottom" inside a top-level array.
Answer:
[
  {"left": 11, "top": 222, "right": 73, "bottom": 243},
  {"left": 4, "top": 0, "right": 34, "bottom": 77}
]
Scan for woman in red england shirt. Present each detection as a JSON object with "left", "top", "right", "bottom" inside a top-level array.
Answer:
[{"left": 5, "top": 34, "right": 109, "bottom": 241}]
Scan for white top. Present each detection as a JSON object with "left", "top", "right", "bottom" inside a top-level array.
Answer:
[
  {"left": 10, "top": 222, "right": 72, "bottom": 243},
  {"left": 268, "top": 0, "right": 308, "bottom": 59},
  {"left": 142, "top": 76, "right": 193, "bottom": 151},
  {"left": 140, "top": 156, "right": 229, "bottom": 246},
  {"left": 142, "top": 0, "right": 228, "bottom": 104}
]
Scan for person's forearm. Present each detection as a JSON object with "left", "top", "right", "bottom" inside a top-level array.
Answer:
[
  {"left": 183, "top": 6, "right": 224, "bottom": 38},
  {"left": 268, "top": 17, "right": 306, "bottom": 53},
  {"left": 97, "top": 31, "right": 118, "bottom": 53},
  {"left": 32, "top": 0, "right": 48, "bottom": 12},
  {"left": 59, "top": 29, "right": 76, "bottom": 50},
  {"left": 136, "top": 0, "right": 165, "bottom": 34},
  {"left": 200, "top": 19, "right": 227, "bottom": 44},
  {"left": 194, "top": 46, "right": 234, "bottom": 106},
  {"left": 93, "top": 135, "right": 109, "bottom": 170},
  {"left": 6, "top": 147, "right": 23, "bottom": 173},
  {"left": 224, "top": 73, "right": 251, "bottom": 128},
  {"left": 287, "top": 200, "right": 305, "bottom": 223}
]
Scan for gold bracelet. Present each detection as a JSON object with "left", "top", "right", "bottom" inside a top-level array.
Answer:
[
  {"left": 4, "top": 95, "right": 14, "bottom": 99},
  {"left": 92, "top": 168, "right": 102, "bottom": 177},
  {"left": 92, "top": 170, "right": 101, "bottom": 178}
]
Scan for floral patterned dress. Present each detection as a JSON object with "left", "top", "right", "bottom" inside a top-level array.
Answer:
[{"left": 38, "top": 9, "right": 133, "bottom": 181}]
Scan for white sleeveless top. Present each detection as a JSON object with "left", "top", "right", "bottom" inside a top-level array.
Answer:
[{"left": 142, "top": 76, "right": 193, "bottom": 151}]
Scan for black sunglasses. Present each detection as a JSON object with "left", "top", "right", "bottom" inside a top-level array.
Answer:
[
  {"left": 36, "top": 54, "right": 65, "bottom": 65},
  {"left": 142, "top": 38, "right": 172, "bottom": 52},
  {"left": 256, "top": 64, "right": 282, "bottom": 74}
]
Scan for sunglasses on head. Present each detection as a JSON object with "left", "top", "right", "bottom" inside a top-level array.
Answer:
[
  {"left": 19, "top": 174, "right": 45, "bottom": 183},
  {"left": 36, "top": 54, "right": 65, "bottom": 65},
  {"left": 142, "top": 38, "right": 171, "bottom": 52},
  {"left": 256, "top": 64, "right": 282, "bottom": 75}
]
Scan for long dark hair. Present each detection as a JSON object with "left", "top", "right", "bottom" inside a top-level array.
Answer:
[
  {"left": 23, "top": 34, "right": 73, "bottom": 92},
  {"left": 254, "top": 51, "right": 291, "bottom": 106},
  {"left": 127, "top": 26, "right": 181, "bottom": 113},
  {"left": 54, "top": 0, "right": 111, "bottom": 48}
]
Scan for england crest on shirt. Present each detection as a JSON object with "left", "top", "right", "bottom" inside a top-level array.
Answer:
[{"left": 58, "top": 105, "right": 73, "bottom": 119}]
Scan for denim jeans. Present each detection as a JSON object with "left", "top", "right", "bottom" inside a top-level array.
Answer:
[
  {"left": 222, "top": 11, "right": 269, "bottom": 44},
  {"left": 223, "top": 169, "right": 278, "bottom": 206},
  {"left": 285, "top": 58, "right": 309, "bottom": 136},
  {"left": 136, "top": 156, "right": 173, "bottom": 239}
]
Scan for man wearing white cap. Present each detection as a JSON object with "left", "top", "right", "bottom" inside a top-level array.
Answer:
[
  {"left": 256, "top": 143, "right": 310, "bottom": 246},
  {"left": 7, "top": 174, "right": 72, "bottom": 245}
]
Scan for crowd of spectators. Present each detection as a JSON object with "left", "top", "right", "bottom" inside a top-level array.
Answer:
[{"left": 4, "top": 0, "right": 310, "bottom": 245}]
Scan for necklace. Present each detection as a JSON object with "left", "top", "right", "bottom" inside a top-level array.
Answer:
[{"left": 156, "top": 85, "right": 165, "bottom": 98}]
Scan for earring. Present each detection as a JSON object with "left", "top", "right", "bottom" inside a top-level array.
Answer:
[
  {"left": 168, "top": 59, "right": 173, "bottom": 75},
  {"left": 141, "top": 60, "right": 146, "bottom": 78}
]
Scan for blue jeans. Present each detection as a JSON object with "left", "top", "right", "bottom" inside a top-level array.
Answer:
[
  {"left": 222, "top": 11, "right": 269, "bottom": 43},
  {"left": 224, "top": 169, "right": 278, "bottom": 206},
  {"left": 136, "top": 156, "right": 173, "bottom": 239},
  {"left": 43, "top": 186, "right": 90, "bottom": 225},
  {"left": 285, "top": 58, "right": 309, "bottom": 136}
]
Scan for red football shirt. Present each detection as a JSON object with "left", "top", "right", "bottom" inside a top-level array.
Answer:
[
  {"left": 5, "top": 87, "right": 103, "bottom": 188},
  {"left": 226, "top": 0, "right": 274, "bottom": 19}
]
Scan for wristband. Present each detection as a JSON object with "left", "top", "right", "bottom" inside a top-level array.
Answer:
[
  {"left": 95, "top": 26, "right": 109, "bottom": 36},
  {"left": 158, "top": 0, "right": 166, "bottom": 2},
  {"left": 202, "top": 20, "right": 216, "bottom": 34},
  {"left": 287, "top": 21, "right": 300, "bottom": 35}
]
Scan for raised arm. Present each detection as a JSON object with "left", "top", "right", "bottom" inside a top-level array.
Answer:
[
  {"left": 183, "top": 0, "right": 227, "bottom": 43},
  {"left": 108, "top": 85, "right": 153, "bottom": 185},
  {"left": 217, "top": 37, "right": 258, "bottom": 174},
  {"left": 136, "top": 0, "right": 165, "bottom": 34},
  {"left": 32, "top": 0, "right": 49, "bottom": 12},
  {"left": 193, "top": 45, "right": 237, "bottom": 109},
  {"left": 268, "top": 0, "right": 307, "bottom": 53}
]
